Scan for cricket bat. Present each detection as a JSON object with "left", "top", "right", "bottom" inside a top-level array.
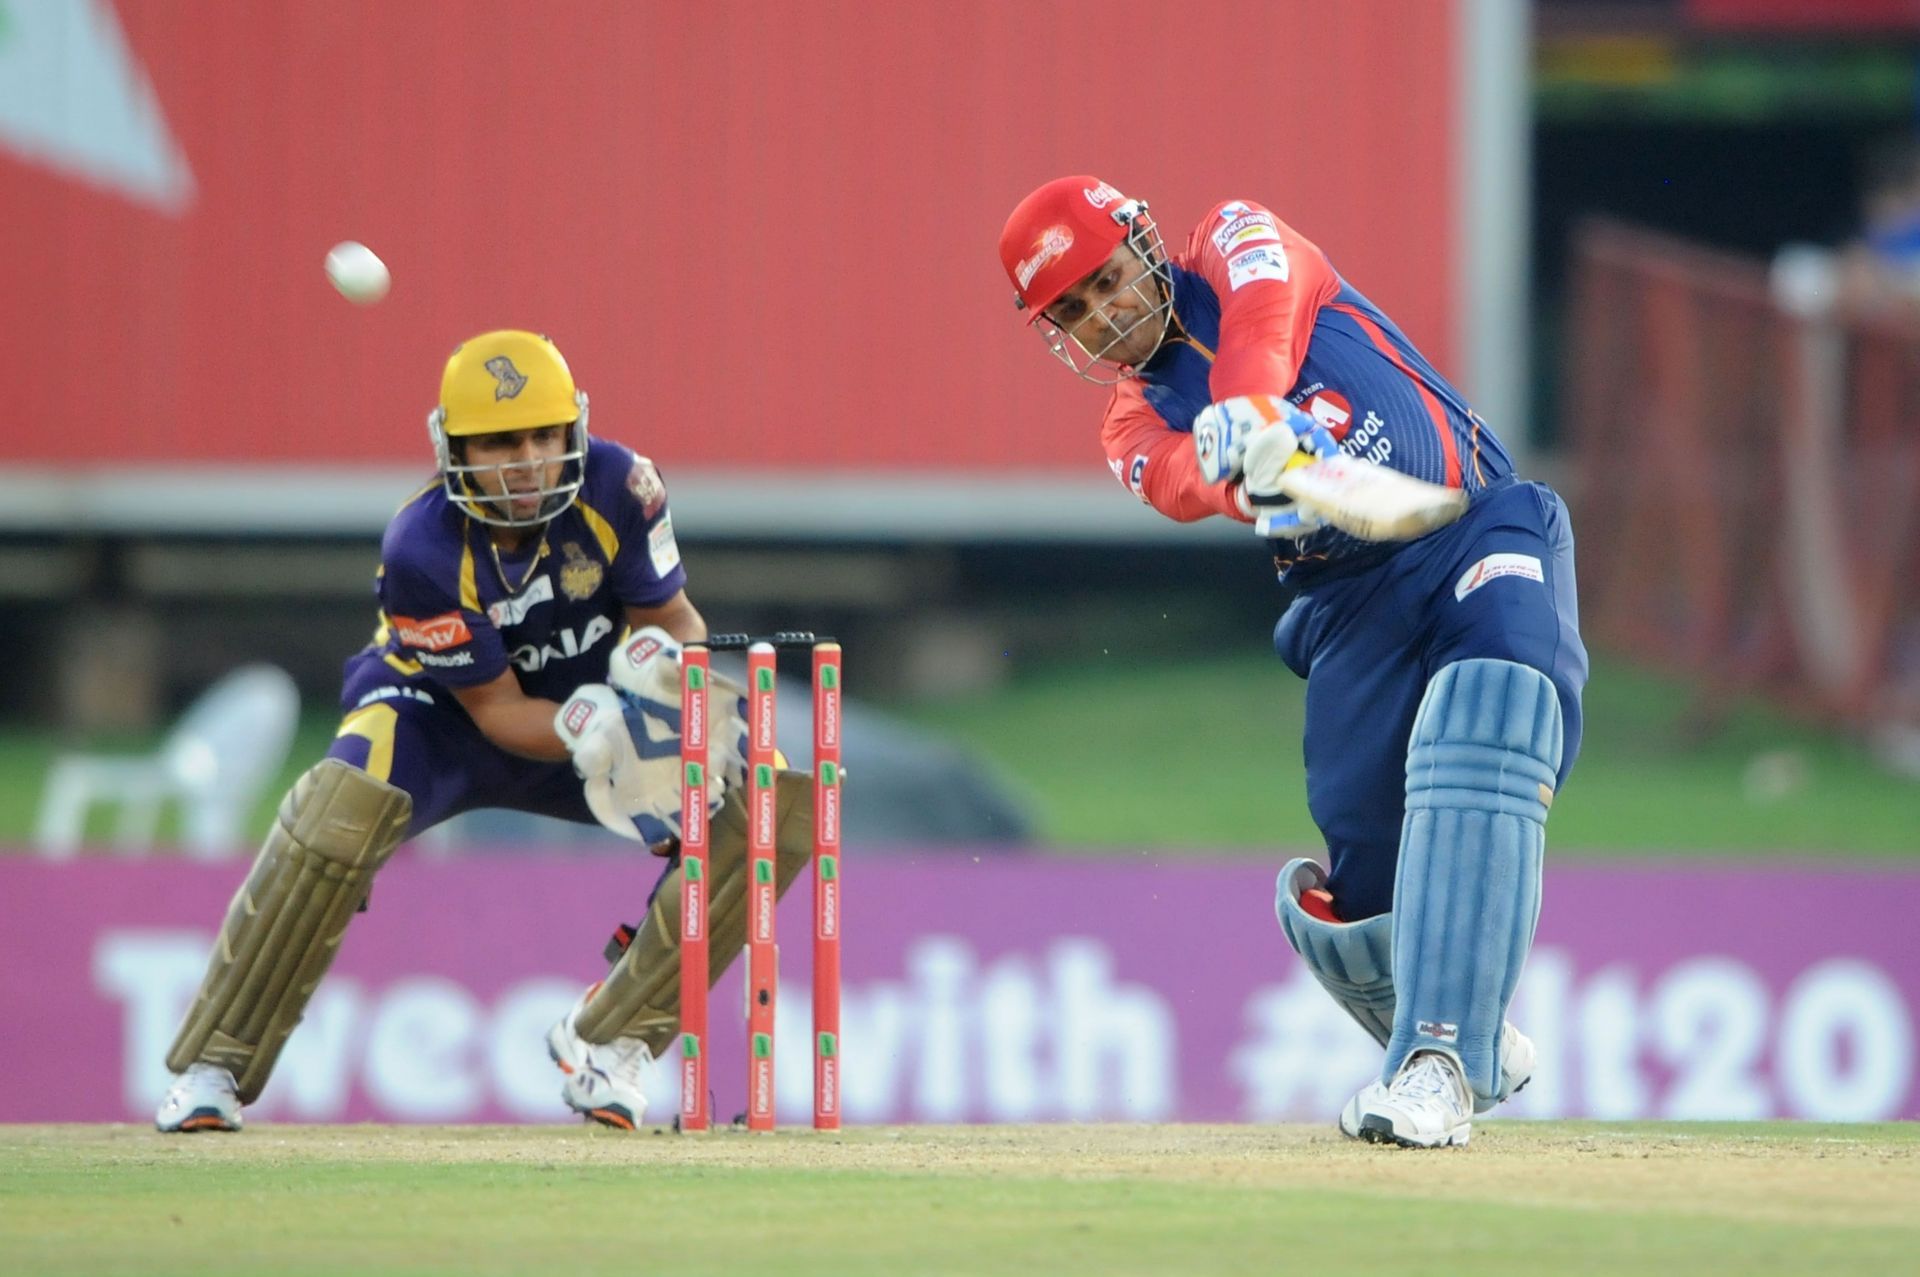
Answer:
[{"left": 1272, "top": 452, "right": 1468, "bottom": 542}]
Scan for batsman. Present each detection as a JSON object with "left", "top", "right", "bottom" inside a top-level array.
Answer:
[
  {"left": 155, "top": 330, "right": 817, "bottom": 1133},
  {"left": 1000, "top": 178, "right": 1588, "bottom": 1146}
]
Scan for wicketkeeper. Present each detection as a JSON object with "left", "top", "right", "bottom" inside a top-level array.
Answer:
[
  {"left": 155, "top": 330, "right": 814, "bottom": 1133},
  {"left": 999, "top": 178, "right": 1589, "bottom": 1147}
]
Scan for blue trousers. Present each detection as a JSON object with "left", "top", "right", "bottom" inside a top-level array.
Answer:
[
  {"left": 1274, "top": 480, "right": 1587, "bottom": 921},
  {"left": 325, "top": 655, "right": 596, "bottom": 838}
]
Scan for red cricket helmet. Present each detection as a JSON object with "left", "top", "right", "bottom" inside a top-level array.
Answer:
[
  {"left": 998, "top": 176, "right": 1176, "bottom": 382},
  {"left": 1000, "top": 176, "right": 1140, "bottom": 319}
]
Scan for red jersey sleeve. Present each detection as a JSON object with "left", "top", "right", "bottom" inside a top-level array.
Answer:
[
  {"left": 1184, "top": 200, "right": 1340, "bottom": 400},
  {"left": 1100, "top": 382, "right": 1252, "bottom": 524}
]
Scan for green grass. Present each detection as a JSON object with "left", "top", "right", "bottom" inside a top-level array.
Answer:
[
  {"left": 1, "top": 655, "right": 1914, "bottom": 855},
  {"left": 890, "top": 652, "right": 1920, "bottom": 854},
  {"left": 2, "top": 1124, "right": 1914, "bottom": 1276}
]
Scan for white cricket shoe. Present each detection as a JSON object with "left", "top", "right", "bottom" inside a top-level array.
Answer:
[
  {"left": 1477, "top": 1021, "right": 1535, "bottom": 1115},
  {"left": 1339, "top": 1021, "right": 1534, "bottom": 1138},
  {"left": 155, "top": 1062, "right": 242, "bottom": 1133},
  {"left": 545, "top": 985, "right": 653, "bottom": 1131},
  {"left": 1352, "top": 1050, "right": 1473, "bottom": 1148}
]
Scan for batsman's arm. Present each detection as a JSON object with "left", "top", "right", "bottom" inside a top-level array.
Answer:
[
  {"left": 1102, "top": 396, "right": 1252, "bottom": 523},
  {"left": 451, "top": 670, "right": 570, "bottom": 762},
  {"left": 1188, "top": 201, "right": 1340, "bottom": 401}
]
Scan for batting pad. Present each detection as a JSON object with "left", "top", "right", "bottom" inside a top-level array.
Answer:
[
  {"left": 1274, "top": 857, "right": 1394, "bottom": 1047},
  {"left": 167, "top": 760, "right": 411, "bottom": 1103},
  {"left": 574, "top": 770, "right": 814, "bottom": 1051},
  {"left": 1385, "top": 659, "right": 1562, "bottom": 1100}
]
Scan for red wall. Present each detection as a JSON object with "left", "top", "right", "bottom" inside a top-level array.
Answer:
[{"left": 3, "top": 1, "right": 1457, "bottom": 474}]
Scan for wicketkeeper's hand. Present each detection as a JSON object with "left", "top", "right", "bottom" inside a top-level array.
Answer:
[
  {"left": 605, "top": 627, "right": 749, "bottom": 790},
  {"left": 1193, "top": 393, "right": 1306, "bottom": 484},
  {"left": 551, "top": 627, "right": 749, "bottom": 844},
  {"left": 553, "top": 683, "right": 686, "bottom": 844}
]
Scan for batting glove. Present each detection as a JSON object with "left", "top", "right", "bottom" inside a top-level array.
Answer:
[
  {"left": 1243, "top": 417, "right": 1340, "bottom": 540},
  {"left": 1192, "top": 393, "right": 1301, "bottom": 484}
]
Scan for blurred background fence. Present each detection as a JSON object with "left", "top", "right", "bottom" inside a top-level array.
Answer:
[{"left": 1568, "top": 219, "right": 1920, "bottom": 759}]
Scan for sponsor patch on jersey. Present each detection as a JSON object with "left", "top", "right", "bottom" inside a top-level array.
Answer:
[
  {"left": 392, "top": 611, "right": 471, "bottom": 652},
  {"left": 415, "top": 648, "right": 475, "bottom": 669},
  {"left": 558, "top": 542, "right": 604, "bottom": 601},
  {"left": 1211, "top": 212, "right": 1279, "bottom": 258},
  {"left": 1128, "top": 454, "right": 1149, "bottom": 501},
  {"left": 1304, "top": 389, "right": 1353, "bottom": 440},
  {"left": 1216, "top": 200, "right": 1251, "bottom": 221},
  {"left": 1454, "top": 552, "right": 1544, "bottom": 601},
  {"left": 487, "top": 574, "right": 554, "bottom": 629},
  {"left": 512, "top": 616, "right": 616, "bottom": 673},
  {"left": 1226, "top": 244, "right": 1289, "bottom": 290},
  {"left": 626, "top": 454, "right": 667, "bottom": 518},
  {"left": 1016, "top": 225, "right": 1074, "bottom": 289},
  {"left": 649, "top": 513, "right": 682, "bottom": 576}
]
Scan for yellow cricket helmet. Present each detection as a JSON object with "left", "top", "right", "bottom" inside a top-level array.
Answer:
[{"left": 426, "top": 330, "right": 590, "bottom": 527}]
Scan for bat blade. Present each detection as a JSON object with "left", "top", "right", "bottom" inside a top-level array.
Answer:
[{"left": 1275, "top": 454, "right": 1468, "bottom": 542}]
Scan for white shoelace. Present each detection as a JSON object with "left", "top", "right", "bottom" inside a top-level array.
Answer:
[{"left": 1396, "top": 1055, "right": 1465, "bottom": 1109}]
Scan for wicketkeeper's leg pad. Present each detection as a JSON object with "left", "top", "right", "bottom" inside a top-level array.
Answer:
[
  {"left": 166, "top": 759, "right": 412, "bottom": 1103},
  {"left": 1384, "top": 658, "right": 1561, "bottom": 1101},
  {"left": 574, "top": 769, "right": 814, "bottom": 1053},
  {"left": 1274, "top": 857, "right": 1393, "bottom": 1047}
]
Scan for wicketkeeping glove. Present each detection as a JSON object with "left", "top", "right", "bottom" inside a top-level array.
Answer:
[
  {"left": 552, "top": 627, "right": 750, "bottom": 844},
  {"left": 553, "top": 683, "right": 685, "bottom": 843},
  {"left": 605, "top": 627, "right": 749, "bottom": 790}
]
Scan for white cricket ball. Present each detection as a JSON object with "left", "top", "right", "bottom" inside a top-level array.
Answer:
[{"left": 325, "top": 240, "right": 390, "bottom": 304}]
